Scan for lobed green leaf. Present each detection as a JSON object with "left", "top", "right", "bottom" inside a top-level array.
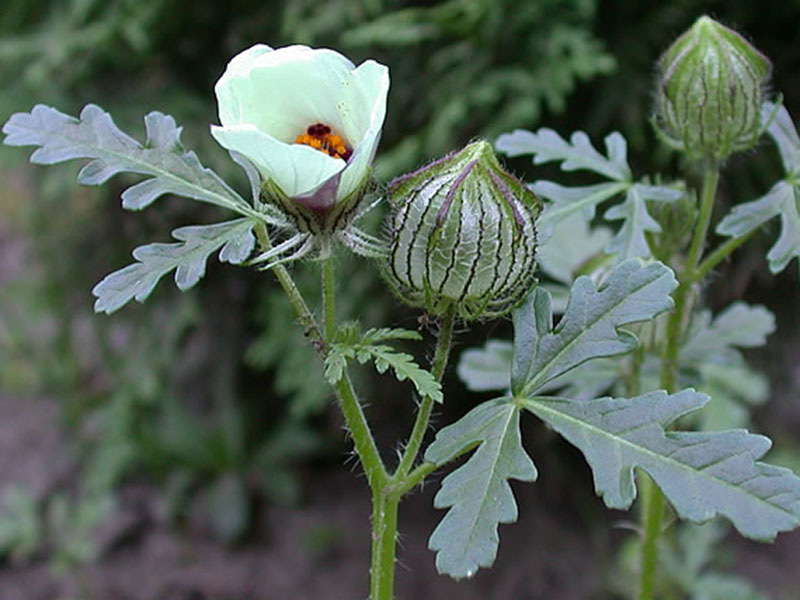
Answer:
[
  {"left": 424, "top": 398, "right": 535, "bottom": 579},
  {"left": 716, "top": 103, "right": 800, "bottom": 275},
  {"left": 324, "top": 331, "right": 442, "bottom": 403},
  {"left": 2, "top": 104, "right": 266, "bottom": 220},
  {"left": 497, "top": 128, "right": 631, "bottom": 181},
  {"left": 604, "top": 184, "right": 682, "bottom": 260},
  {"left": 523, "top": 390, "right": 800, "bottom": 540},
  {"left": 92, "top": 218, "right": 256, "bottom": 314},
  {"left": 511, "top": 259, "right": 677, "bottom": 395}
]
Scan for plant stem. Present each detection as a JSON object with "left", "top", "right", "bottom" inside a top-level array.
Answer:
[
  {"left": 322, "top": 254, "right": 337, "bottom": 341},
  {"left": 254, "top": 223, "right": 323, "bottom": 350},
  {"left": 370, "top": 486, "right": 400, "bottom": 600},
  {"left": 320, "top": 256, "right": 387, "bottom": 489},
  {"left": 659, "top": 166, "right": 719, "bottom": 394},
  {"left": 638, "top": 164, "right": 720, "bottom": 600},
  {"left": 371, "top": 304, "right": 456, "bottom": 599},
  {"left": 638, "top": 475, "right": 665, "bottom": 599},
  {"left": 695, "top": 228, "right": 756, "bottom": 281},
  {"left": 394, "top": 304, "right": 457, "bottom": 479}
]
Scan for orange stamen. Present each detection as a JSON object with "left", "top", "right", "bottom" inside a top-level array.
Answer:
[{"left": 294, "top": 123, "right": 352, "bottom": 161}]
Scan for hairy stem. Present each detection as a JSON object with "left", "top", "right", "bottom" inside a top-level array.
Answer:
[
  {"left": 370, "top": 486, "right": 400, "bottom": 600},
  {"left": 394, "top": 304, "right": 457, "bottom": 479},
  {"left": 254, "top": 223, "right": 323, "bottom": 349},
  {"left": 320, "top": 257, "right": 387, "bottom": 489},
  {"left": 638, "top": 164, "right": 720, "bottom": 600}
]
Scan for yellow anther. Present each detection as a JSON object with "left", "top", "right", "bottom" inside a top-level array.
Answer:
[{"left": 294, "top": 123, "right": 352, "bottom": 160}]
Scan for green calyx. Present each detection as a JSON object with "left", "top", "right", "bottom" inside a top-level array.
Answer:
[
  {"left": 382, "top": 140, "right": 542, "bottom": 320},
  {"left": 655, "top": 15, "right": 771, "bottom": 163}
]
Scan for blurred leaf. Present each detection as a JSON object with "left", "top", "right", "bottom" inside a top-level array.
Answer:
[
  {"left": 536, "top": 211, "right": 612, "bottom": 283},
  {"left": 533, "top": 180, "right": 627, "bottom": 230},
  {"left": 522, "top": 390, "right": 800, "bottom": 540},
  {"left": 424, "top": 398, "right": 536, "bottom": 579},
  {"left": 604, "top": 184, "right": 681, "bottom": 260},
  {"left": 92, "top": 218, "right": 256, "bottom": 314},
  {"left": 206, "top": 473, "right": 249, "bottom": 544},
  {"left": 0, "top": 486, "right": 42, "bottom": 562},
  {"left": 511, "top": 259, "right": 676, "bottom": 395},
  {"left": 692, "top": 574, "right": 770, "bottom": 600},
  {"left": 47, "top": 493, "right": 113, "bottom": 574},
  {"left": 682, "top": 303, "right": 775, "bottom": 364},
  {"left": 457, "top": 340, "right": 513, "bottom": 392}
]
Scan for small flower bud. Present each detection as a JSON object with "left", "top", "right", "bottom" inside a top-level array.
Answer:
[
  {"left": 655, "top": 16, "right": 771, "bottom": 162},
  {"left": 383, "top": 141, "right": 541, "bottom": 320}
]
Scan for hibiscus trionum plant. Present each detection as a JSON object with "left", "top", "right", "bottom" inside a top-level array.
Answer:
[{"left": 4, "top": 17, "right": 800, "bottom": 600}]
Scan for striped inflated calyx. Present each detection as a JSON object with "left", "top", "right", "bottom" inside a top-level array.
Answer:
[
  {"left": 656, "top": 16, "right": 771, "bottom": 162},
  {"left": 383, "top": 141, "right": 541, "bottom": 320}
]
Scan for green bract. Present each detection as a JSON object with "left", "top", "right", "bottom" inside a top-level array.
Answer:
[
  {"left": 383, "top": 141, "right": 541, "bottom": 320},
  {"left": 655, "top": 16, "right": 771, "bottom": 162},
  {"left": 211, "top": 44, "right": 389, "bottom": 230}
]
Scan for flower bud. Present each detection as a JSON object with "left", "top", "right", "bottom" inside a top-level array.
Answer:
[
  {"left": 655, "top": 16, "right": 771, "bottom": 162},
  {"left": 383, "top": 141, "right": 541, "bottom": 320}
]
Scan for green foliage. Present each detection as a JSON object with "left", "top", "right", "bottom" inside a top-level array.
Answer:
[
  {"left": 47, "top": 493, "right": 113, "bottom": 574},
  {"left": 333, "top": 0, "right": 616, "bottom": 177},
  {"left": 497, "top": 127, "right": 683, "bottom": 260},
  {"left": 325, "top": 325, "right": 442, "bottom": 403},
  {"left": 613, "top": 523, "right": 770, "bottom": 599},
  {"left": 717, "top": 103, "right": 800, "bottom": 277},
  {"left": 0, "top": 487, "right": 41, "bottom": 562},
  {"left": 92, "top": 218, "right": 256, "bottom": 313},
  {"left": 439, "top": 258, "right": 800, "bottom": 580},
  {"left": 523, "top": 391, "right": 800, "bottom": 540},
  {"left": 424, "top": 398, "right": 535, "bottom": 579},
  {"left": 511, "top": 259, "right": 677, "bottom": 395}
]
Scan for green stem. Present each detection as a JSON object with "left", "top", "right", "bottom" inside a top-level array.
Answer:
[
  {"left": 394, "top": 304, "right": 457, "bottom": 479},
  {"left": 320, "top": 256, "right": 387, "bottom": 489},
  {"left": 322, "top": 255, "right": 337, "bottom": 341},
  {"left": 659, "top": 166, "right": 719, "bottom": 394},
  {"left": 638, "top": 475, "right": 665, "bottom": 600},
  {"left": 254, "top": 224, "right": 323, "bottom": 350},
  {"left": 695, "top": 228, "right": 756, "bottom": 281},
  {"left": 370, "top": 487, "right": 400, "bottom": 600},
  {"left": 638, "top": 164, "right": 720, "bottom": 600}
]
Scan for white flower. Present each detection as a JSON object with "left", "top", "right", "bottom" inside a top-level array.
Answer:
[{"left": 211, "top": 44, "right": 389, "bottom": 212}]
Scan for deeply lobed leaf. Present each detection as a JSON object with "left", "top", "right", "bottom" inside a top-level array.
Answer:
[
  {"left": 716, "top": 103, "right": 800, "bottom": 275},
  {"left": 511, "top": 259, "right": 677, "bottom": 395},
  {"left": 2, "top": 104, "right": 260, "bottom": 217},
  {"left": 523, "top": 390, "right": 800, "bottom": 540},
  {"left": 92, "top": 218, "right": 256, "bottom": 314},
  {"left": 324, "top": 330, "right": 442, "bottom": 403},
  {"left": 424, "top": 398, "right": 536, "bottom": 579},
  {"left": 496, "top": 128, "right": 631, "bottom": 181}
]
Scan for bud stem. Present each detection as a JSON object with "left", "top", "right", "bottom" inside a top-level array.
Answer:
[
  {"left": 395, "top": 303, "right": 457, "bottom": 480},
  {"left": 640, "top": 163, "right": 720, "bottom": 600}
]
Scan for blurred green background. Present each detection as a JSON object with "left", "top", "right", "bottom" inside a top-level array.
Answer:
[{"left": 1, "top": 1, "right": 799, "bottom": 599}]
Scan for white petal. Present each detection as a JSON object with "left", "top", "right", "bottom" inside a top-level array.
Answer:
[
  {"left": 210, "top": 124, "right": 345, "bottom": 198},
  {"left": 337, "top": 60, "right": 390, "bottom": 200},
  {"left": 216, "top": 46, "right": 359, "bottom": 143}
]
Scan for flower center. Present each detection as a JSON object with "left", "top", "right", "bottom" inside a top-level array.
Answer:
[{"left": 294, "top": 123, "right": 352, "bottom": 161}]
